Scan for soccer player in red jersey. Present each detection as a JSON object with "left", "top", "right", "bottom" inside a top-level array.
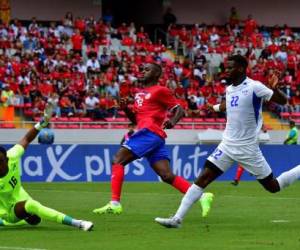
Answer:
[{"left": 93, "top": 63, "right": 213, "bottom": 216}]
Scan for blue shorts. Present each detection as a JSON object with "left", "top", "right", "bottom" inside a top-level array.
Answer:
[{"left": 122, "top": 128, "right": 170, "bottom": 166}]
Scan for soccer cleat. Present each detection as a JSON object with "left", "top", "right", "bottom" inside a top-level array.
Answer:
[
  {"left": 155, "top": 216, "right": 182, "bottom": 228},
  {"left": 199, "top": 192, "right": 214, "bottom": 217},
  {"left": 79, "top": 220, "right": 94, "bottom": 231},
  {"left": 231, "top": 180, "right": 239, "bottom": 186},
  {"left": 93, "top": 202, "right": 123, "bottom": 215}
]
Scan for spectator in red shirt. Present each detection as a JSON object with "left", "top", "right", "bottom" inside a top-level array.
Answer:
[
  {"left": 59, "top": 94, "right": 74, "bottom": 117},
  {"left": 243, "top": 14, "right": 257, "bottom": 36}
]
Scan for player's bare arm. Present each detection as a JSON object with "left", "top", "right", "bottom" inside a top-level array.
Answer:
[
  {"left": 119, "top": 98, "right": 137, "bottom": 125},
  {"left": 19, "top": 102, "right": 53, "bottom": 149},
  {"left": 163, "top": 105, "right": 185, "bottom": 129},
  {"left": 207, "top": 100, "right": 226, "bottom": 113},
  {"left": 269, "top": 88, "right": 287, "bottom": 105}
]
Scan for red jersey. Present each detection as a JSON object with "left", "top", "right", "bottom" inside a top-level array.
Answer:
[{"left": 133, "top": 85, "right": 178, "bottom": 138}]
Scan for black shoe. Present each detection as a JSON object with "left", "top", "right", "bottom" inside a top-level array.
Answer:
[{"left": 231, "top": 180, "right": 239, "bottom": 186}]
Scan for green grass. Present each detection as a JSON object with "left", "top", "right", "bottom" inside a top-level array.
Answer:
[{"left": 1, "top": 182, "right": 300, "bottom": 250}]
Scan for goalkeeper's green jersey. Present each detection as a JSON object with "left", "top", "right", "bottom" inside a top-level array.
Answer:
[{"left": 0, "top": 144, "right": 31, "bottom": 216}]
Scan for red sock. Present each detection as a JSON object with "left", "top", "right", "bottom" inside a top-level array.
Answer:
[
  {"left": 172, "top": 176, "right": 191, "bottom": 194},
  {"left": 111, "top": 164, "right": 125, "bottom": 202},
  {"left": 235, "top": 166, "right": 244, "bottom": 181}
]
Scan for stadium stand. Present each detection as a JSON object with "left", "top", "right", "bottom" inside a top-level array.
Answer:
[{"left": 0, "top": 13, "right": 299, "bottom": 129}]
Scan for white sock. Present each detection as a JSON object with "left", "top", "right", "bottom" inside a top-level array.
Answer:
[
  {"left": 277, "top": 165, "right": 300, "bottom": 190},
  {"left": 174, "top": 184, "right": 203, "bottom": 221},
  {"left": 111, "top": 201, "right": 120, "bottom": 206}
]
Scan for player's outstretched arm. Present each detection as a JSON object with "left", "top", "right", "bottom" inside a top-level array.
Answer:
[
  {"left": 270, "top": 88, "right": 287, "bottom": 105},
  {"left": 207, "top": 100, "right": 226, "bottom": 113},
  {"left": 19, "top": 102, "right": 53, "bottom": 149},
  {"left": 163, "top": 105, "right": 185, "bottom": 129},
  {"left": 268, "top": 78, "right": 287, "bottom": 105}
]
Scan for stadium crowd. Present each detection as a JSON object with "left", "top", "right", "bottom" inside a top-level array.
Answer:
[{"left": 0, "top": 11, "right": 300, "bottom": 125}]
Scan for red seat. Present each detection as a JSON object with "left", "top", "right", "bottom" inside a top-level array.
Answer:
[
  {"left": 24, "top": 103, "right": 32, "bottom": 108},
  {"left": 291, "top": 112, "right": 300, "bottom": 119},
  {"left": 117, "top": 111, "right": 126, "bottom": 117},
  {"left": 114, "top": 117, "right": 128, "bottom": 122},
  {"left": 105, "top": 117, "right": 115, "bottom": 122},
  {"left": 56, "top": 117, "right": 69, "bottom": 122},
  {"left": 68, "top": 124, "right": 80, "bottom": 129},
  {"left": 90, "top": 124, "right": 103, "bottom": 129},
  {"left": 50, "top": 117, "right": 58, "bottom": 122},
  {"left": 206, "top": 125, "right": 217, "bottom": 129},
  {"left": 174, "top": 125, "right": 182, "bottom": 129},
  {"left": 69, "top": 117, "right": 80, "bottom": 122},
  {"left": 204, "top": 118, "right": 216, "bottom": 123},
  {"left": 82, "top": 124, "right": 92, "bottom": 129},
  {"left": 280, "top": 112, "right": 290, "bottom": 119},
  {"left": 24, "top": 109, "right": 33, "bottom": 117},
  {"left": 0, "top": 123, "right": 15, "bottom": 128},
  {"left": 111, "top": 124, "right": 126, "bottom": 129},
  {"left": 182, "top": 125, "right": 194, "bottom": 129},
  {"left": 215, "top": 118, "right": 226, "bottom": 123},
  {"left": 79, "top": 117, "right": 92, "bottom": 122},
  {"left": 193, "top": 118, "right": 204, "bottom": 123},
  {"left": 182, "top": 118, "right": 193, "bottom": 123},
  {"left": 195, "top": 125, "right": 207, "bottom": 129},
  {"left": 55, "top": 124, "right": 68, "bottom": 129}
]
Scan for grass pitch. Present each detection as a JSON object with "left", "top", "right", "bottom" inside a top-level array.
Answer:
[{"left": 1, "top": 182, "right": 300, "bottom": 250}]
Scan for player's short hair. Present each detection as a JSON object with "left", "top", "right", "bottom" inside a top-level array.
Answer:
[
  {"left": 228, "top": 54, "right": 248, "bottom": 70},
  {"left": 0, "top": 146, "right": 7, "bottom": 158},
  {"left": 151, "top": 63, "right": 162, "bottom": 78}
]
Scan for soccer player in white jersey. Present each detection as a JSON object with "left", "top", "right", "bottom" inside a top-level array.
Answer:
[{"left": 155, "top": 54, "right": 300, "bottom": 228}]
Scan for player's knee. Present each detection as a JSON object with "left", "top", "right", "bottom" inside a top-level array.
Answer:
[
  {"left": 160, "top": 172, "right": 175, "bottom": 184},
  {"left": 26, "top": 215, "right": 41, "bottom": 226},
  {"left": 24, "top": 199, "right": 41, "bottom": 214},
  {"left": 112, "top": 156, "right": 125, "bottom": 165},
  {"left": 264, "top": 185, "right": 280, "bottom": 193}
]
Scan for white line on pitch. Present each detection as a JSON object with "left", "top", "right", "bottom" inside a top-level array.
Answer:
[
  {"left": 0, "top": 247, "right": 46, "bottom": 250},
  {"left": 271, "top": 220, "right": 290, "bottom": 223}
]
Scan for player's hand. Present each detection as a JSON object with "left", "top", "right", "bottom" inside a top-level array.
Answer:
[
  {"left": 163, "top": 119, "right": 175, "bottom": 129},
  {"left": 119, "top": 98, "right": 129, "bottom": 110},
  {"left": 206, "top": 103, "right": 215, "bottom": 112},
  {"left": 40, "top": 102, "right": 54, "bottom": 128}
]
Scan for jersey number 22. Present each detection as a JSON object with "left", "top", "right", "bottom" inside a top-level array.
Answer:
[{"left": 230, "top": 96, "right": 239, "bottom": 107}]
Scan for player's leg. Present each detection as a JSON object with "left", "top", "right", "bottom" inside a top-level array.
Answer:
[
  {"left": 258, "top": 164, "right": 300, "bottom": 193},
  {"left": 231, "top": 165, "right": 244, "bottom": 186},
  {"left": 93, "top": 129, "right": 159, "bottom": 215},
  {"left": 14, "top": 200, "right": 93, "bottom": 231},
  {"left": 150, "top": 153, "right": 213, "bottom": 217},
  {"left": 236, "top": 143, "right": 300, "bottom": 193},
  {"left": 155, "top": 144, "right": 233, "bottom": 228},
  {"left": 93, "top": 146, "right": 136, "bottom": 214},
  {"left": 155, "top": 160, "right": 224, "bottom": 228}
]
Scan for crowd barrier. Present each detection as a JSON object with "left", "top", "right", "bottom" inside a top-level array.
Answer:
[{"left": 7, "top": 144, "right": 300, "bottom": 182}]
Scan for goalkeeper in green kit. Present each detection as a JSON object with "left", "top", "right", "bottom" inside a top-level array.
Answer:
[{"left": 0, "top": 103, "right": 93, "bottom": 231}]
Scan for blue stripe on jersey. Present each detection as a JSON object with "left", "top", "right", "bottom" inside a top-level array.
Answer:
[{"left": 252, "top": 92, "right": 261, "bottom": 124}]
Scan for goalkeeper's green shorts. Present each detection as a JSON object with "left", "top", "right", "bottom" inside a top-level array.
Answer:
[{"left": 0, "top": 187, "right": 32, "bottom": 223}]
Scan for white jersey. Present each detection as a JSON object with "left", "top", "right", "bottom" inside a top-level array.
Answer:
[{"left": 223, "top": 77, "right": 273, "bottom": 145}]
